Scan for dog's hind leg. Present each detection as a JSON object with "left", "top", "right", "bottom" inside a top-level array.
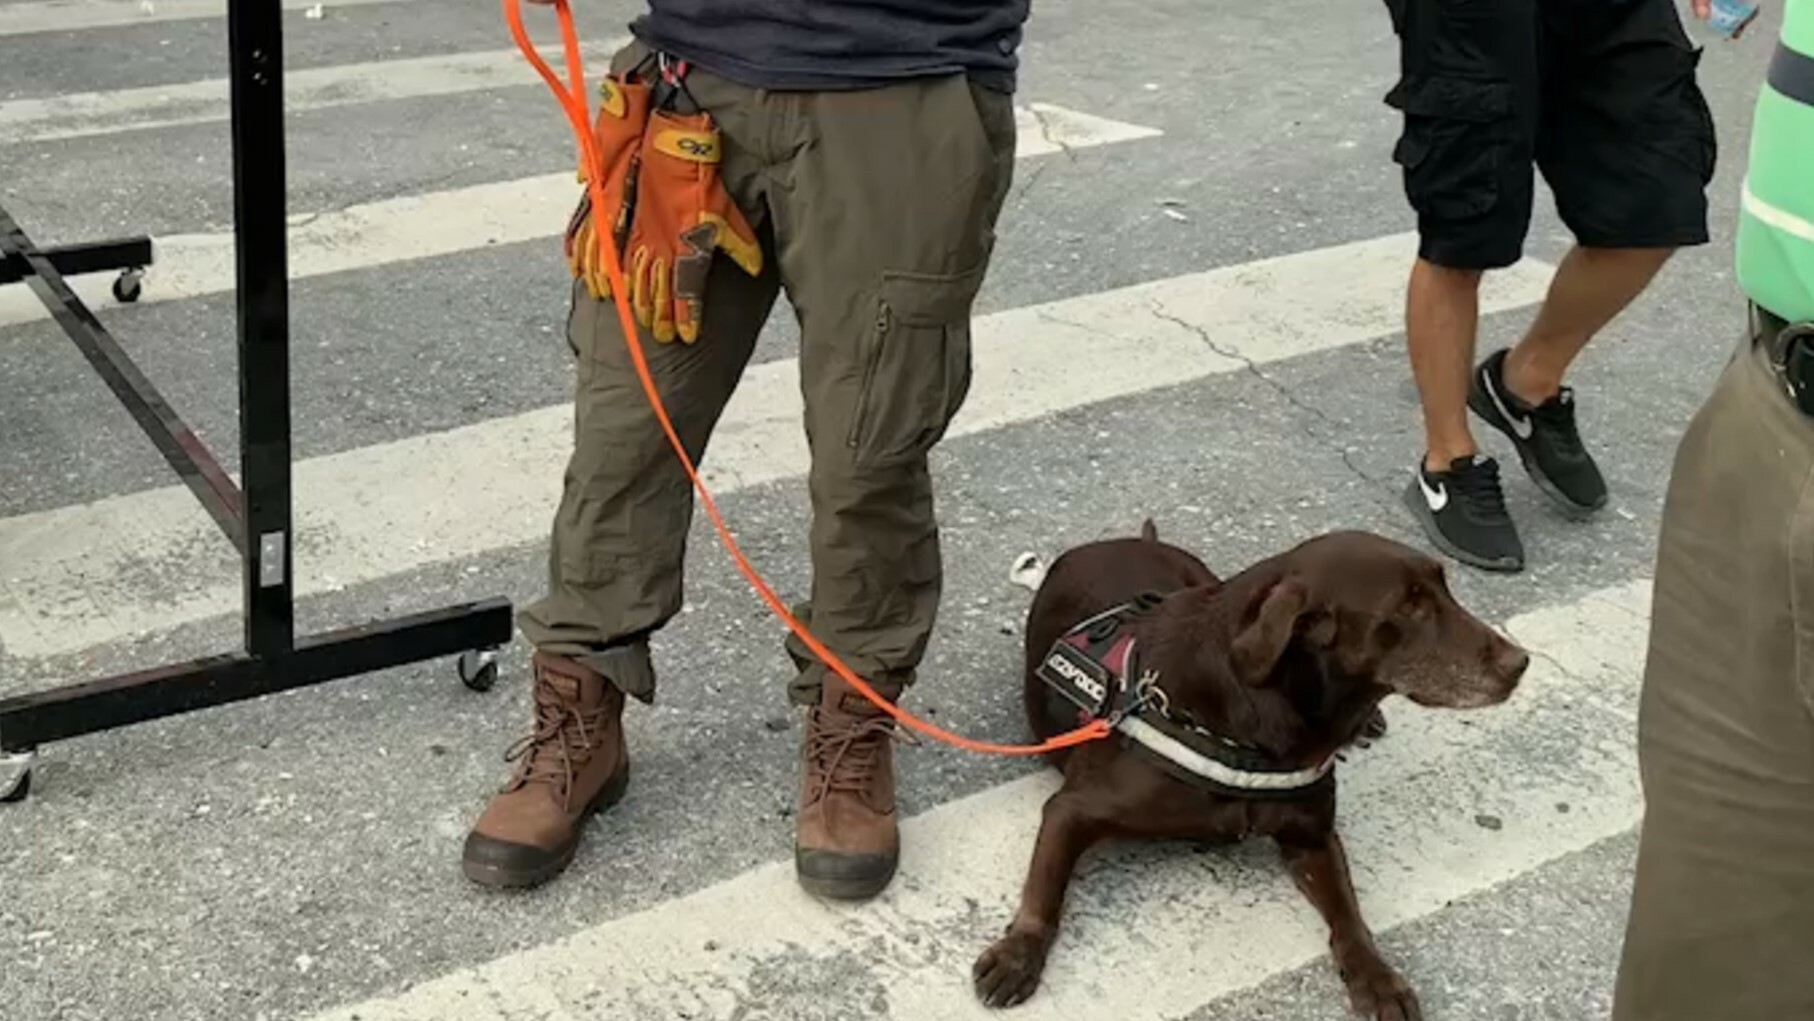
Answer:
[
  {"left": 972, "top": 790, "right": 1105, "bottom": 1008},
  {"left": 1279, "top": 830, "right": 1422, "bottom": 1021}
]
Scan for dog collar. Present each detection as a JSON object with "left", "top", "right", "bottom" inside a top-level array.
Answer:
[{"left": 1035, "top": 594, "right": 1335, "bottom": 799}]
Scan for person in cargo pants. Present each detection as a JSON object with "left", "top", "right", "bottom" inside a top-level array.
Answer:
[{"left": 460, "top": 0, "right": 1021, "bottom": 898}]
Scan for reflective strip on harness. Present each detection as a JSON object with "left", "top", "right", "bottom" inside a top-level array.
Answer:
[{"left": 1117, "top": 717, "right": 1335, "bottom": 792}]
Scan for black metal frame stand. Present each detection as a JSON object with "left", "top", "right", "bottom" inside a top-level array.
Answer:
[{"left": 0, "top": 0, "right": 514, "bottom": 803}]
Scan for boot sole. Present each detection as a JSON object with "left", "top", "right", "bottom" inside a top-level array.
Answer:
[{"left": 461, "top": 759, "right": 631, "bottom": 890}]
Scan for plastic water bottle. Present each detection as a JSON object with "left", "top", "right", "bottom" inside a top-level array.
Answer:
[{"left": 1708, "top": 0, "right": 1760, "bottom": 37}]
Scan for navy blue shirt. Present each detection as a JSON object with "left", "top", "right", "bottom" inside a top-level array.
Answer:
[{"left": 630, "top": 0, "right": 1030, "bottom": 93}]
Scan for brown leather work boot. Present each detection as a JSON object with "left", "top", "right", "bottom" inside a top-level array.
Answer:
[
  {"left": 462, "top": 651, "right": 629, "bottom": 889},
  {"left": 795, "top": 677, "right": 905, "bottom": 900}
]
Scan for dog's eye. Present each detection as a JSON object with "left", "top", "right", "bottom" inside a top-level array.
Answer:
[{"left": 1373, "top": 620, "right": 1403, "bottom": 651}]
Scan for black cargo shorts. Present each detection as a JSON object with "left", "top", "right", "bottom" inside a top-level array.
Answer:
[{"left": 1381, "top": 0, "right": 1718, "bottom": 270}]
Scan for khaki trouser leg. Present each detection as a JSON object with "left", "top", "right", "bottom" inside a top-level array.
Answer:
[
  {"left": 764, "top": 76, "right": 1019, "bottom": 704},
  {"left": 515, "top": 42, "right": 781, "bottom": 703},
  {"left": 1612, "top": 331, "right": 1814, "bottom": 1020}
]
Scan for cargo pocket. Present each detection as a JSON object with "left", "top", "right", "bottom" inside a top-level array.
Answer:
[
  {"left": 1650, "top": 45, "right": 1718, "bottom": 186},
  {"left": 1386, "top": 74, "right": 1514, "bottom": 221},
  {"left": 846, "top": 261, "right": 987, "bottom": 467}
]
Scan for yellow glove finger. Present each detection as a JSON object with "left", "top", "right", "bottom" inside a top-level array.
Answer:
[
  {"left": 650, "top": 255, "right": 676, "bottom": 344},
  {"left": 674, "top": 298, "right": 701, "bottom": 344},
  {"left": 629, "top": 246, "right": 656, "bottom": 328},
  {"left": 570, "top": 219, "right": 594, "bottom": 296},
  {"left": 584, "top": 222, "right": 613, "bottom": 300},
  {"left": 588, "top": 249, "right": 613, "bottom": 302},
  {"left": 565, "top": 218, "right": 584, "bottom": 276}
]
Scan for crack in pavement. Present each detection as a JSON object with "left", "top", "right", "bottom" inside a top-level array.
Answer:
[
  {"left": 1008, "top": 107, "right": 1075, "bottom": 207},
  {"left": 1147, "top": 300, "right": 1399, "bottom": 511},
  {"left": 1026, "top": 105, "right": 1077, "bottom": 161},
  {"left": 1010, "top": 158, "right": 1054, "bottom": 208}
]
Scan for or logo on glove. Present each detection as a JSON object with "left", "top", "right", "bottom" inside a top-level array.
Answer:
[{"left": 563, "top": 67, "right": 764, "bottom": 344}]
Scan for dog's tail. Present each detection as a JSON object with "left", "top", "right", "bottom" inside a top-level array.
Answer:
[{"left": 1140, "top": 517, "right": 1159, "bottom": 543}]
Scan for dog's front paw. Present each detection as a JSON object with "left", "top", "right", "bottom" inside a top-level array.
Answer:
[
  {"left": 972, "top": 930, "right": 1050, "bottom": 1008},
  {"left": 1340, "top": 958, "right": 1421, "bottom": 1021}
]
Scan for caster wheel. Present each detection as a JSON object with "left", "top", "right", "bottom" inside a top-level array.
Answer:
[
  {"left": 0, "top": 770, "right": 30, "bottom": 804},
  {"left": 112, "top": 268, "right": 144, "bottom": 303},
  {"left": 458, "top": 648, "right": 499, "bottom": 692},
  {"left": 0, "top": 751, "right": 34, "bottom": 804}
]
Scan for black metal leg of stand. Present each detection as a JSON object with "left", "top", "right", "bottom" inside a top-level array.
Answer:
[
  {"left": 0, "top": 0, "right": 514, "bottom": 803},
  {"left": 0, "top": 210, "right": 242, "bottom": 545},
  {"left": 229, "top": 0, "right": 296, "bottom": 658}
]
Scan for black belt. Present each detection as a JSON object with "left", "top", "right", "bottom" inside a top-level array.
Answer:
[
  {"left": 1757, "top": 304, "right": 1814, "bottom": 417},
  {"left": 1768, "top": 41, "right": 1814, "bottom": 108}
]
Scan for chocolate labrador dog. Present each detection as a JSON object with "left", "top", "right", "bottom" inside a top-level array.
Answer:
[{"left": 973, "top": 522, "right": 1529, "bottom": 1019}]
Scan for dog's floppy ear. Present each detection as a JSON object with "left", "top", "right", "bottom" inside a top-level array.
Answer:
[{"left": 1229, "top": 578, "right": 1308, "bottom": 685}]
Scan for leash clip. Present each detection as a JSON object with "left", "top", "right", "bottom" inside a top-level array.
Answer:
[{"left": 1107, "top": 669, "right": 1166, "bottom": 728}]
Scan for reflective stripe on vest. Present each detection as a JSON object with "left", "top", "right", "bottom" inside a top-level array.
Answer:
[{"left": 1737, "top": 1, "right": 1814, "bottom": 324}]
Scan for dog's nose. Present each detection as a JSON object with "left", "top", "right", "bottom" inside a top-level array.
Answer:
[{"left": 1493, "top": 642, "right": 1531, "bottom": 682}]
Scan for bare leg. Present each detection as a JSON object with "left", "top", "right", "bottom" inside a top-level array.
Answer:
[
  {"left": 1280, "top": 830, "right": 1422, "bottom": 1021},
  {"left": 1407, "top": 258, "right": 1486, "bottom": 469},
  {"left": 973, "top": 791, "right": 1104, "bottom": 1008},
  {"left": 1502, "top": 245, "right": 1674, "bottom": 404}
]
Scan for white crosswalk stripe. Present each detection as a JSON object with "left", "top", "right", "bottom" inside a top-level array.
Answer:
[
  {"left": 0, "top": 231, "right": 1553, "bottom": 657},
  {"left": 0, "top": 103, "right": 1159, "bottom": 331},
  {"left": 0, "top": 6, "right": 1691, "bottom": 1021},
  {"left": 0, "top": 41, "right": 630, "bottom": 144},
  {"left": 0, "top": 0, "right": 411, "bottom": 36}
]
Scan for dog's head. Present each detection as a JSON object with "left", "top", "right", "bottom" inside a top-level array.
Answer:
[{"left": 1227, "top": 531, "right": 1528, "bottom": 709}]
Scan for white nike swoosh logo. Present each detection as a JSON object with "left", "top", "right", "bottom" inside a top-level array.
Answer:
[
  {"left": 1485, "top": 370, "right": 1533, "bottom": 439},
  {"left": 1419, "top": 471, "right": 1449, "bottom": 511}
]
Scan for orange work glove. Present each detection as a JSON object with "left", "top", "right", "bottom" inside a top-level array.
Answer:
[
  {"left": 623, "top": 109, "right": 763, "bottom": 343},
  {"left": 565, "top": 73, "right": 652, "bottom": 300}
]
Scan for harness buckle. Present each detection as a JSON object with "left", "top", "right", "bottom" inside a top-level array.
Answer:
[{"left": 1776, "top": 322, "right": 1814, "bottom": 417}]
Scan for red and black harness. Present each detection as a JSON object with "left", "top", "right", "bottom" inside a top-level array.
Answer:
[{"left": 1036, "top": 592, "right": 1336, "bottom": 798}]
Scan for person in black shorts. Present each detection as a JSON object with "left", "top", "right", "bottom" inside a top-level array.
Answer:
[{"left": 1383, "top": 0, "right": 1717, "bottom": 571}]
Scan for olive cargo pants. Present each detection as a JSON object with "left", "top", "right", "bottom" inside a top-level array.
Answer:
[
  {"left": 1611, "top": 316, "right": 1814, "bottom": 1019},
  {"left": 517, "top": 41, "right": 1018, "bottom": 705}
]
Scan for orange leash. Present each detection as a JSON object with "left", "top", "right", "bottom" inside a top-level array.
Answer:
[{"left": 501, "top": 0, "right": 1111, "bottom": 757}]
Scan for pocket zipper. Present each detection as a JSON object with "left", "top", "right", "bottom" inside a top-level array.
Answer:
[{"left": 847, "top": 300, "right": 892, "bottom": 449}]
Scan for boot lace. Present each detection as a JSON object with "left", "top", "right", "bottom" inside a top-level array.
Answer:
[
  {"left": 803, "top": 710, "right": 905, "bottom": 804},
  {"left": 1451, "top": 458, "right": 1511, "bottom": 525},
  {"left": 502, "top": 678, "right": 608, "bottom": 806},
  {"left": 1530, "top": 389, "right": 1587, "bottom": 462}
]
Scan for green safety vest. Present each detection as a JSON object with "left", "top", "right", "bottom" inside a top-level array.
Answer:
[{"left": 1738, "top": 0, "right": 1814, "bottom": 323}]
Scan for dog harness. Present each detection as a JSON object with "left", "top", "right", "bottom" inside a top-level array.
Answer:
[{"left": 1035, "top": 593, "right": 1336, "bottom": 798}]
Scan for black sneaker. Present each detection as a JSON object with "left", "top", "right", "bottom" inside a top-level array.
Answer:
[
  {"left": 1467, "top": 349, "right": 1608, "bottom": 516},
  {"left": 1403, "top": 455, "right": 1525, "bottom": 573}
]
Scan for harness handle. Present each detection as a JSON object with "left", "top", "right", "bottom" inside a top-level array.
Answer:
[{"left": 501, "top": 0, "right": 1112, "bottom": 757}]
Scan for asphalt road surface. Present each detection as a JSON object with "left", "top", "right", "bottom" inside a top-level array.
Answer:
[{"left": 0, "top": 0, "right": 1786, "bottom": 1018}]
